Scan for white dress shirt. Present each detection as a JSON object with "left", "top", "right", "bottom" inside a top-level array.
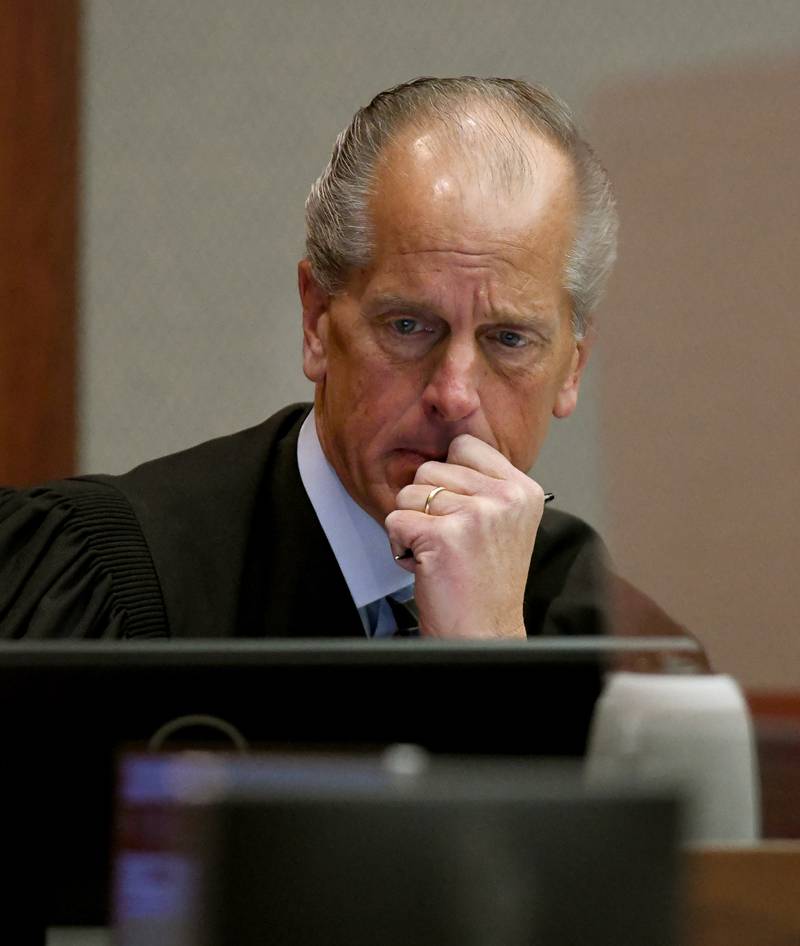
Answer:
[{"left": 297, "top": 410, "right": 414, "bottom": 636}]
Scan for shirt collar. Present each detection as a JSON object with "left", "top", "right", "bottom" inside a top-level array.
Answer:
[{"left": 297, "top": 409, "right": 414, "bottom": 609}]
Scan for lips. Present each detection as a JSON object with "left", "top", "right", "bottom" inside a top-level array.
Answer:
[
  {"left": 392, "top": 447, "right": 448, "bottom": 464},
  {"left": 385, "top": 447, "right": 448, "bottom": 492}
]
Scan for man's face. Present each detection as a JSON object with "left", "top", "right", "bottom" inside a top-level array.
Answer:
[{"left": 300, "top": 127, "right": 588, "bottom": 523}]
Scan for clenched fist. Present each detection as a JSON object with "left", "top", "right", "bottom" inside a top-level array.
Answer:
[{"left": 385, "top": 434, "right": 547, "bottom": 639}]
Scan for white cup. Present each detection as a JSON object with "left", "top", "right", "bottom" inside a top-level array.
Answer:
[{"left": 585, "top": 672, "right": 760, "bottom": 842}]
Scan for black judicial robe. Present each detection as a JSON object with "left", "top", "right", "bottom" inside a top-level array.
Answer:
[{"left": 0, "top": 404, "right": 609, "bottom": 639}]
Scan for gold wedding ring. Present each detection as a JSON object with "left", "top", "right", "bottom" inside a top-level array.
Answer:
[{"left": 423, "top": 485, "right": 447, "bottom": 515}]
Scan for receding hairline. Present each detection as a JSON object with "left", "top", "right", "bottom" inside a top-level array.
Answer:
[
  {"left": 304, "top": 76, "right": 618, "bottom": 337},
  {"left": 360, "top": 109, "right": 580, "bottom": 290},
  {"left": 370, "top": 96, "right": 577, "bottom": 197}
]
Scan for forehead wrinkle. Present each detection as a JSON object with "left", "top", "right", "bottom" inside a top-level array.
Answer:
[
  {"left": 387, "top": 244, "right": 547, "bottom": 272},
  {"left": 393, "top": 240, "right": 532, "bottom": 256},
  {"left": 376, "top": 248, "right": 561, "bottom": 300},
  {"left": 366, "top": 285, "right": 555, "bottom": 328},
  {"left": 368, "top": 244, "right": 560, "bottom": 303}
]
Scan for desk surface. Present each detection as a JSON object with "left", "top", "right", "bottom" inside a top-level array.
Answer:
[{"left": 684, "top": 843, "right": 800, "bottom": 946}]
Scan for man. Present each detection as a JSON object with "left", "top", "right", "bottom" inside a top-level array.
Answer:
[{"left": 0, "top": 76, "right": 656, "bottom": 642}]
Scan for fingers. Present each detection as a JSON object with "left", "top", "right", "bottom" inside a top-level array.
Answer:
[
  {"left": 447, "top": 433, "right": 517, "bottom": 479},
  {"left": 413, "top": 434, "right": 529, "bottom": 494},
  {"left": 412, "top": 452, "right": 545, "bottom": 510},
  {"left": 395, "top": 483, "right": 464, "bottom": 516},
  {"left": 413, "top": 460, "right": 486, "bottom": 495},
  {"left": 384, "top": 509, "right": 428, "bottom": 569},
  {"left": 388, "top": 435, "right": 546, "bottom": 592}
]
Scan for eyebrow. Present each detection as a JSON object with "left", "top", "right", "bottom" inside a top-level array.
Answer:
[
  {"left": 366, "top": 293, "right": 555, "bottom": 334},
  {"left": 364, "top": 295, "right": 434, "bottom": 319}
]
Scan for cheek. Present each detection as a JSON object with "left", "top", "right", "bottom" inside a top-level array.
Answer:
[
  {"left": 489, "top": 379, "right": 554, "bottom": 468},
  {"left": 336, "top": 366, "right": 406, "bottom": 452},
  {"left": 508, "top": 420, "right": 544, "bottom": 469}
]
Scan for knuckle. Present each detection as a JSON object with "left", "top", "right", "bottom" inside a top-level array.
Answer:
[
  {"left": 414, "top": 461, "right": 437, "bottom": 483},
  {"left": 395, "top": 484, "right": 416, "bottom": 506},
  {"left": 497, "top": 480, "right": 527, "bottom": 507},
  {"left": 414, "top": 460, "right": 441, "bottom": 486},
  {"left": 384, "top": 510, "right": 402, "bottom": 532},
  {"left": 439, "top": 515, "right": 464, "bottom": 545},
  {"left": 447, "top": 433, "right": 470, "bottom": 458},
  {"left": 518, "top": 473, "right": 542, "bottom": 500}
]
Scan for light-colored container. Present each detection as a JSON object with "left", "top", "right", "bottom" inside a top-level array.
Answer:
[{"left": 586, "top": 672, "right": 760, "bottom": 842}]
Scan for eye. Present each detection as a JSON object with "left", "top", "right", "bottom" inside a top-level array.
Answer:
[
  {"left": 392, "top": 317, "right": 421, "bottom": 336},
  {"left": 493, "top": 330, "right": 528, "bottom": 349}
]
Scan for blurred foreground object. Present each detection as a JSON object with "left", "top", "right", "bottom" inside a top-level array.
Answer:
[
  {"left": 587, "top": 672, "right": 760, "bottom": 842},
  {"left": 113, "top": 753, "right": 680, "bottom": 946},
  {"left": 2, "top": 637, "right": 688, "bottom": 937}
]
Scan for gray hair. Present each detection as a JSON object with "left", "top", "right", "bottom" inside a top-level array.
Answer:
[{"left": 305, "top": 76, "right": 618, "bottom": 338}]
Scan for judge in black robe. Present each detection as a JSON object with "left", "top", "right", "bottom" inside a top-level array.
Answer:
[{"left": 0, "top": 404, "right": 610, "bottom": 640}]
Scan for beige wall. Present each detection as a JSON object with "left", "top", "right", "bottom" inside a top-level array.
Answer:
[
  {"left": 79, "top": 1, "right": 800, "bottom": 686},
  {"left": 592, "top": 59, "right": 800, "bottom": 688}
]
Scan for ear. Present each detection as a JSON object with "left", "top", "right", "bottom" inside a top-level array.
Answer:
[
  {"left": 298, "top": 259, "right": 330, "bottom": 383},
  {"left": 553, "top": 334, "right": 591, "bottom": 419}
]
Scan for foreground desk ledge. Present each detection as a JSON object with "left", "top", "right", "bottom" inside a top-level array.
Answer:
[{"left": 683, "top": 842, "right": 800, "bottom": 946}]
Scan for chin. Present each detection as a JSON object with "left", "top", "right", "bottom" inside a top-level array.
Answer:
[{"left": 368, "top": 490, "right": 399, "bottom": 524}]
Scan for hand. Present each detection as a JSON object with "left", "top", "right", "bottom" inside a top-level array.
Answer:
[{"left": 385, "top": 434, "right": 547, "bottom": 639}]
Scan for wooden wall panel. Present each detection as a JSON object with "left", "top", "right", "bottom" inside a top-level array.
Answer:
[
  {"left": 0, "top": 1, "right": 80, "bottom": 485},
  {"left": 749, "top": 691, "right": 800, "bottom": 839}
]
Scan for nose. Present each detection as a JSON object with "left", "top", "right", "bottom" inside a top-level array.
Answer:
[{"left": 421, "top": 337, "right": 482, "bottom": 423}]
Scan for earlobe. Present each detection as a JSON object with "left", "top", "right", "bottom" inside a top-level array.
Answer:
[{"left": 298, "top": 260, "right": 330, "bottom": 383}]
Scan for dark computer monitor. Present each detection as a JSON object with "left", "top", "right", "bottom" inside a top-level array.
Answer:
[{"left": 0, "top": 637, "right": 699, "bottom": 939}]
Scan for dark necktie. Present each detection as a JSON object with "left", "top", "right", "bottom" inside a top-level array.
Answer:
[{"left": 388, "top": 594, "right": 420, "bottom": 637}]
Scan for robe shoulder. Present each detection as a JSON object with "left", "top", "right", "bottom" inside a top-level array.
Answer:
[
  {"left": 527, "top": 506, "right": 611, "bottom": 637},
  {"left": 0, "top": 479, "right": 166, "bottom": 638}
]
